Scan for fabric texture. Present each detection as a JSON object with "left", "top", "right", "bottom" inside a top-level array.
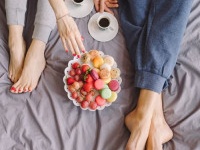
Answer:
[
  {"left": 1, "top": 0, "right": 200, "bottom": 149},
  {"left": 119, "top": 0, "right": 193, "bottom": 93},
  {"left": 5, "top": 0, "right": 56, "bottom": 43}
]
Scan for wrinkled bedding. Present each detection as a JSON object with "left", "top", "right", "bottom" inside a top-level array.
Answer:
[{"left": 0, "top": 0, "right": 200, "bottom": 150}]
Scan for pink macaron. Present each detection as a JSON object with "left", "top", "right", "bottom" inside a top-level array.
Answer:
[
  {"left": 95, "top": 95, "right": 106, "bottom": 106},
  {"left": 94, "top": 79, "right": 104, "bottom": 90},
  {"left": 90, "top": 69, "right": 99, "bottom": 80},
  {"left": 108, "top": 80, "right": 119, "bottom": 91}
]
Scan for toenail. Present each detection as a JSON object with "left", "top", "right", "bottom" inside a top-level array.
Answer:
[
  {"left": 73, "top": 54, "right": 76, "bottom": 56},
  {"left": 77, "top": 55, "right": 80, "bottom": 58},
  {"left": 10, "top": 87, "right": 16, "bottom": 91}
]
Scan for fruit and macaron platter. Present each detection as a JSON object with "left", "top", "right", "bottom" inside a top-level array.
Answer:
[{"left": 63, "top": 50, "right": 122, "bottom": 111}]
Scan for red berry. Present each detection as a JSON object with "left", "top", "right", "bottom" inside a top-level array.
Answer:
[
  {"left": 66, "top": 77, "right": 75, "bottom": 85},
  {"left": 69, "top": 69, "right": 76, "bottom": 76},
  {"left": 80, "top": 88, "right": 87, "bottom": 96},
  {"left": 76, "top": 96, "right": 84, "bottom": 103},
  {"left": 72, "top": 62, "right": 80, "bottom": 69},
  {"left": 85, "top": 93, "right": 93, "bottom": 102},
  {"left": 68, "top": 85, "right": 76, "bottom": 93},
  {"left": 81, "top": 64, "right": 90, "bottom": 73},
  {"left": 81, "top": 101, "right": 89, "bottom": 108},
  {"left": 89, "top": 101, "right": 98, "bottom": 110},
  {"left": 74, "top": 75, "right": 80, "bottom": 81},
  {"left": 83, "top": 83, "right": 93, "bottom": 92},
  {"left": 78, "top": 81, "right": 84, "bottom": 88},
  {"left": 75, "top": 68, "right": 82, "bottom": 75},
  {"left": 84, "top": 74, "right": 94, "bottom": 83},
  {"left": 71, "top": 92, "right": 78, "bottom": 99}
]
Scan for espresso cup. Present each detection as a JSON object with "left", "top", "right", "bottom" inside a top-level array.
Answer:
[
  {"left": 72, "top": 0, "right": 84, "bottom": 5},
  {"left": 97, "top": 16, "right": 111, "bottom": 30}
]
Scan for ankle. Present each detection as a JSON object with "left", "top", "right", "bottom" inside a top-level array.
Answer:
[{"left": 8, "top": 25, "right": 23, "bottom": 35}]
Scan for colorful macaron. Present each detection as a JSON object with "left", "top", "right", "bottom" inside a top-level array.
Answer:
[
  {"left": 94, "top": 79, "right": 105, "bottom": 90},
  {"left": 110, "top": 68, "right": 121, "bottom": 79},
  {"left": 89, "top": 50, "right": 100, "bottom": 60},
  {"left": 107, "top": 92, "right": 117, "bottom": 103},
  {"left": 103, "top": 56, "right": 114, "bottom": 66},
  {"left": 90, "top": 69, "right": 99, "bottom": 80},
  {"left": 108, "top": 80, "right": 120, "bottom": 91},
  {"left": 99, "top": 68, "right": 110, "bottom": 79},
  {"left": 93, "top": 56, "right": 104, "bottom": 68},
  {"left": 95, "top": 95, "right": 106, "bottom": 106},
  {"left": 81, "top": 53, "right": 91, "bottom": 63},
  {"left": 100, "top": 88, "right": 112, "bottom": 99},
  {"left": 100, "top": 63, "right": 111, "bottom": 71}
]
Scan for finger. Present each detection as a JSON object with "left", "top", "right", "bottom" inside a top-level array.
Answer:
[
  {"left": 104, "top": 5, "right": 114, "bottom": 15},
  {"left": 107, "top": 0, "right": 118, "bottom": 4},
  {"left": 94, "top": 0, "right": 100, "bottom": 11},
  {"left": 61, "top": 37, "right": 68, "bottom": 52},
  {"left": 100, "top": 0, "right": 105, "bottom": 13},
  {"left": 105, "top": 2, "right": 119, "bottom": 8},
  {"left": 70, "top": 36, "right": 81, "bottom": 57},
  {"left": 66, "top": 39, "right": 76, "bottom": 56},
  {"left": 75, "top": 34, "right": 85, "bottom": 53}
]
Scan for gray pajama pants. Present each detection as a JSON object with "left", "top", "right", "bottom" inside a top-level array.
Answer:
[{"left": 5, "top": 0, "right": 56, "bottom": 43}]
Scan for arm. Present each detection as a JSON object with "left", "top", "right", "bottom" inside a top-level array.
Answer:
[{"left": 49, "top": 0, "right": 85, "bottom": 56}]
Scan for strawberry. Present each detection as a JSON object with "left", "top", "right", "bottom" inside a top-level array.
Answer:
[
  {"left": 81, "top": 64, "right": 90, "bottom": 73},
  {"left": 72, "top": 62, "right": 80, "bottom": 69},
  {"left": 66, "top": 77, "right": 75, "bottom": 85},
  {"left": 84, "top": 74, "right": 94, "bottom": 83},
  {"left": 83, "top": 82, "right": 93, "bottom": 92}
]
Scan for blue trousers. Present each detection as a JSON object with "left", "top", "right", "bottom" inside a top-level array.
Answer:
[{"left": 119, "top": 0, "right": 193, "bottom": 93}]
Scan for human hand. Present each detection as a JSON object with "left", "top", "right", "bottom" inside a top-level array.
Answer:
[
  {"left": 93, "top": 0, "right": 119, "bottom": 15},
  {"left": 57, "top": 14, "right": 85, "bottom": 57}
]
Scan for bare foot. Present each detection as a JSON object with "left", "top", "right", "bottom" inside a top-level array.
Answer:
[
  {"left": 146, "top": 117, "right": 173, "bottom": 150},
  {"left": 8, "top": 25, "right": 26, "bottom": 83},
  {"left": 146, "top": 95, "right": 173, "bottom": 150},
  {"left": 10, "top": 39, "right": 46, "bottom": 93},
  {"left": 125, "top": 109, "right": 152, "bottom": 150}
]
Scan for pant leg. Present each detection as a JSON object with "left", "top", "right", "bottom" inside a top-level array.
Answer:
[
  {"left": 119, "top": 0, "right": 193, "bottom": 93},
  {"left": 5, "top": 0, "right": 27, "bottom": 26},
  {"left": 32, "top": 0, "right": 56, "bottom": 43}
]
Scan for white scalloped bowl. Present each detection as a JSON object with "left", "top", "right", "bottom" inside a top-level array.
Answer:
[{"left": 63, "top": 51, "right": 122, "bottom": 111}]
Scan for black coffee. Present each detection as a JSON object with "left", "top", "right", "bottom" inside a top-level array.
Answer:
[
  {"left": 74, "top": 0, "right": 83, "bottom": 3},
  {"left": 99, "top": 18, "right": 110, "bottom": 28}
]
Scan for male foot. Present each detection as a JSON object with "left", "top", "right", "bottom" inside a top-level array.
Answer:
[
  {"left": 8, "top": 25, "right": 26, "bottom": 83},
  {"left": 125, "top": 109, "right": 152, "bottom": 150},
  {"left": 10, "top": 39, "right": 46, "bottom": 93},
  {"left": 146, "top": 95, "right": 173, "bottom": 150}
]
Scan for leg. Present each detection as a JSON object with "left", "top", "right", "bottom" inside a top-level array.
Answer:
[
  {"left": 119, "top": 0, "right": 193, "bottom": 149},
  {"left": 5, "top": 0, "right": 27, "bottom": 83},
  {"left": 10, "top": 0, "right": 56, "bottom": 93}
]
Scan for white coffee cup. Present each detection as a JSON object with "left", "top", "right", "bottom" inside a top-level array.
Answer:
[
  {"left": 97, "top": 16, "right": 113, "bottom": 30},
  {"left": 72, "top": 0, "right": 84, "bottom": 5}
]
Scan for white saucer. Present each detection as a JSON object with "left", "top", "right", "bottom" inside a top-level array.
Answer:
[
  {"left": 65, "top": 0, "right": 94, "bottom": 18},
  {"left": 88, "top": 12, "right": 119, "bottom": 42}
]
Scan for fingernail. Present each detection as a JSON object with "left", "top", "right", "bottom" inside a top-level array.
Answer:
[
  {"left": 65, "top": 49, "right": 68, "bottom": 52},
  {"left": 10, "top": 87, "right": 16, "bottom": 91},
  {"left": 73, "top": 54, "right": 76, "bottom": 56}
]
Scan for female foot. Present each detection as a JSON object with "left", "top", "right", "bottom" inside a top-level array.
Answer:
[
  {"left": 10, "top": 39, "right": 46, "bottom": 93},
  {"left": 8, "top": 25, "right": 26, "bottom": 83}
]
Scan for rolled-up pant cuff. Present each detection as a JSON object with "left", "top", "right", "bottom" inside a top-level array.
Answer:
[
  {"left": 6, "top": 8, "right": 26, "bottom": 26},
  {"left": 32, "top": 24, "right": 53, "bottom": 44},
  {"left": 134, "top": 71, "right": 167, "bottom": 93}
]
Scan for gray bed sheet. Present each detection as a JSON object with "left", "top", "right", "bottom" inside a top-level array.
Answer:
[{"left": 0, "top": 0, "right": 200, "bottom": 149}]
